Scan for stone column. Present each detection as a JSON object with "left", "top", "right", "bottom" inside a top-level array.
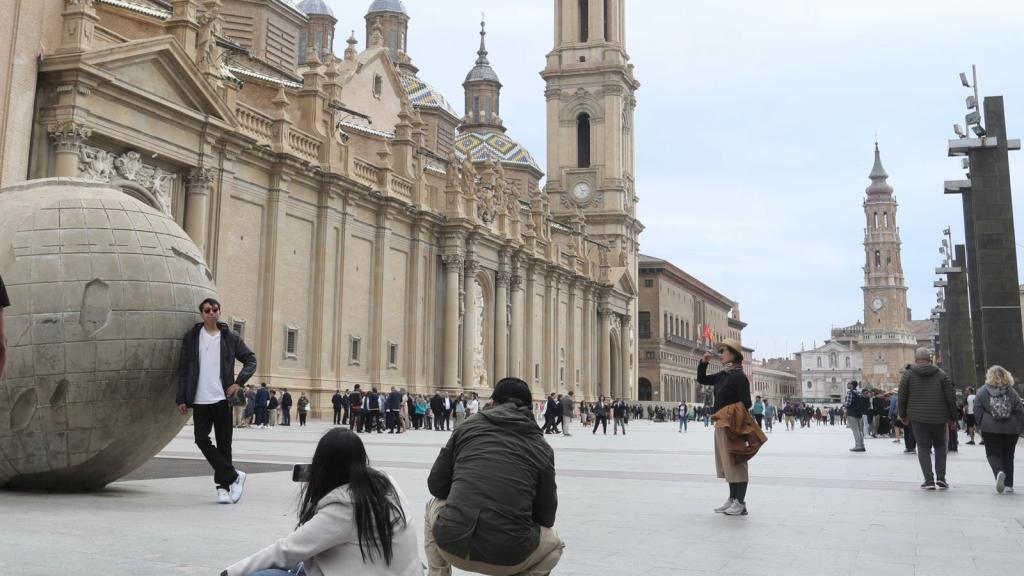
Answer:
[
  {"left": 185, "top": 167, "right": 215, "bottom": 252},
  {"left": 462, "top": 255, "right": 479, "bottom": 391},
  {"left": 620, "top": 314, "right": 632, "bottom": 400},
  {"left": 442, "top": 253, "right": 463, "bottom": 388},
  {"left": 495, "top": 265, "right": 510, "bottom": 382},
  {"left": 524, "top": 263, "right": 536, "bottom": 390},
  {"left": 48, "top": 121, "right": 91, "bottom": 177},
  {"left": 581, "top": 286, "right": 592, "bottom": 399},
  {"left": 599, "top": 304, "right": 612, "bottom": 398},
  {"left": 567, "top": 280, "right": 576, "bottom": 392},
  {"left": 510, "top": 256, "right": 524, "bottom": 379}
]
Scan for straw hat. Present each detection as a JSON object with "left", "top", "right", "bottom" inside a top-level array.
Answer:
[{"left": 718, "top": 338, "right": 743, "bottom": 357}]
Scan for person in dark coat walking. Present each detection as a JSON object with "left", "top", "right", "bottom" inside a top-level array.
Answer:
[
  {"left": 280, "top": 389, "right": 292, "bottom": 426},
  {"left": 612, "top": 398, "right": 628, "bottom": 435},
  {"left": 387, "top": 386, "right": 404, "bottom": 433},
  {"left": 543, "top": 393, "right": 559, "bottom": 434},
  {"left": 425, "top": 378, "right": 564, "bottom": 576},
  {"left": 176, "top": 298, "right": 257, "bottom": 504},
  {"left": 331, "top": 389, "right": 344, "bottom": 425},
  {"left": 899, "top": 348, "right": 958, "bottom": 490},
  {"left": 592, "top": 396, "right": 609, "bottom": 435},
  {"left": 698, "top": 338, "right": 753, "bottom": 517}
]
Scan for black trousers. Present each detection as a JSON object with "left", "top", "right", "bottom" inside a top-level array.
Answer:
[
  {"left": 432, "top": 410, "right": 443, "bottom": 430},
  {"left": 442, "top": 411, "right": 451, "bottom": 430},
  {"left": 753, "top": 414, "right": 764, "bottom": 428},
  {"left": 349, "top": 409, "right": 361, "bottom": 431},
  {"left": 982, "top": 432, "right": 1019, "bottom": 488},
  {"left": 192, "top": 401, "right": 237, "bottom": 490},
  {"left": 299, "top": 411, "right": 307, "bottom": 426},
  {"left": 904, "top": 424, "right": 917, "bottom": 451},
  {"left": 387, "top": 410, "right": 401, "bottom": 432},
  {"left": 333, "top": 406, "right": 342, "bottom": 425},
  {"left": 592, "top": 415, "right": 607, "bottom": 434},
  {"left": 543, "top": 414, "right": 556, "bottom": 433},
  {"left": 281, "top": 407, "right": 291, "bottom": 425}
]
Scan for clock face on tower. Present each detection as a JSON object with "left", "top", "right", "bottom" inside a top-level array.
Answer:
[
  {"left": 572, "top": 181, "right": 591, "bottom": 202},
  {"left": 871, "top": 298, "right": 884, "bottom": 312}
]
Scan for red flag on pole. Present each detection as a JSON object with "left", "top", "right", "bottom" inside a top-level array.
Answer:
[{"left": 702, "top": 324, "right": 714, "bottom": 345}]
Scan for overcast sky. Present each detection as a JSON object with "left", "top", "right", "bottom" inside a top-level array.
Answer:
[{"left": 324, "top": 0, "right": 1024, "bottom": 359}]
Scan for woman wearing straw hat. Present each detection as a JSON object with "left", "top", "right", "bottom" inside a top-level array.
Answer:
[
  {"left": 973, "top": 365, "right": 1024, "bottom": 494},
  {"left": 699, "top": 338, "right": 754, "bottom": 516}
]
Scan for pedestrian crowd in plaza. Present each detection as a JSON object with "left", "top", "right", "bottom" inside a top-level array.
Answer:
[{"left": 842, "top": 347, "right": 1024, "bottom": 493}]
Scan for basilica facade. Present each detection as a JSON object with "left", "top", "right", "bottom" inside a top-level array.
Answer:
[{"left": 0, "top": 0, "right": 641, "bottom": 413}]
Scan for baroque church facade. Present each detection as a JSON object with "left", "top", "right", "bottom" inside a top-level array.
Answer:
[{"left": 0, "top": 0, "right": 641, "bottom": 411}]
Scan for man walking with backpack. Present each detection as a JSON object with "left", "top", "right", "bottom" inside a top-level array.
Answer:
[
  {"left": 844, "top": 381, "right": 867, "bottom": 452},
  {"left": 899, "top": 348, "right": 958, "bottom": 490}
]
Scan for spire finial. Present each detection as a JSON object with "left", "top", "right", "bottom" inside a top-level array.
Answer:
[
  {"left": 476, "top": 14, "right": 489, "bottom": 66},
  {"left": 866, "top": 140, "right": 893, "bottom": 196},
  {"left": 345, "top": 30, "right": 358, "bottom": 60}
]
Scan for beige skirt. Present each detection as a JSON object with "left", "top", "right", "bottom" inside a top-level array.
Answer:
[{"left": 714, "top": 426, "right": 749, "bottom": 482}]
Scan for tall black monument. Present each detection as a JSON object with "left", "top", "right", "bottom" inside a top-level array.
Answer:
[{"left": 946, "top": 95, "right": 1024, "bottom": 380}]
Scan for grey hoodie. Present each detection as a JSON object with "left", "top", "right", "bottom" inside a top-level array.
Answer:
[
  {"left": 974, "top": 385, "right": 1024, "bottom": 435},
  {"left": 898, "top": 363, "right": 957, "bottom": 424}
]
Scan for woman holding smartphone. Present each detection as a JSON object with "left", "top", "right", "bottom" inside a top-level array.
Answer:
[
  {"left": 222, "top": 428, "right": 422, "bottom": 576},
  {"left": 697, "top": 338, "right": 753, "bottom": 517}
]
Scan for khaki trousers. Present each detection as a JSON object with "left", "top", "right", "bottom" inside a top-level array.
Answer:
[
  {"left": 714, "top": 427, "right": 749, "bottom": 482},
  {"left": 424, "top": 498, "right": 564, "bottom": 576}
]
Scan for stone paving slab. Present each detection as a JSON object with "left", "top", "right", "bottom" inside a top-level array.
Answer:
[{"left": 1, "top": 419, "right": 1021, "bottom": 576}]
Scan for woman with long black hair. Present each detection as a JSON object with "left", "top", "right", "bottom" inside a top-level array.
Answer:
[{"left": 222, "top": 428, "right": 422, "bottom": 576}]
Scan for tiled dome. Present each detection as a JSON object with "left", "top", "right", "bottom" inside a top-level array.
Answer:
[
  {"left": 398, "top": 71, "right": 458, "bottom": 117},
  {"left": 455, "top": 131, "right": 540, "bottom": 171}
]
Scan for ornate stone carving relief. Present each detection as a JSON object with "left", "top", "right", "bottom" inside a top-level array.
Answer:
[
  {"left": 472, "top": 279, "right": 488, "bottom": 388},
  {"left": 76, "top": 144, "right": 177, "bottom": 215}
]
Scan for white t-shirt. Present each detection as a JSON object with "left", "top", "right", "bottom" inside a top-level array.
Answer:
[
  {"left": 467, "top": 399, "right": 480, "bottom": 415},
  {"left": 194, "top": 329, "right": 225, "bottom": 405},
  {"left": 966, "top": 394, "right": 977, "bottom": 415}
]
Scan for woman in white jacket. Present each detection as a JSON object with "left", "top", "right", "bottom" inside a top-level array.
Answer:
[{"left": 222, "top": 428, "right": 422, "bottom": 576}]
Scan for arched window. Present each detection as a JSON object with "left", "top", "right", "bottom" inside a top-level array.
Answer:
[
  {"left": 873, "top": 212, "right": 878, "bottom": 228},
  {"left": 845, "top": 356, "right": 851, "bottom": 368},
  {"left": 603, "top": 0, "right": 610, "bottom": 40},
  {"left": 874, "top": 250, "right": 881, "bottom": 268},
  {"left": 579, "top": 0, "right": 589, "bottom": 42},
  {"left": 577, "top": 113, "right": 591, "bottom": 168},
  {"left": 817, "top": 357, "right": 822, "bottom": 368},
  {"left": 884, "top": 212, "right": 889, "bottom": 228}
]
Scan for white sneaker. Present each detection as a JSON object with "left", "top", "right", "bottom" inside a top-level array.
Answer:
[
  {"left": 723, "top": 501, "right": 748, "bottom": 516},
  {"left": 1006, "top": 487, "right": 1014, "bottom": 494},
  {"left": 216, "top": 488, "right": 230, "bottom": 505},
  {"left": 229, "top": 470, "right": 247, "bottom": 503},
  {"left": 996, "top": 471, "right": 1006, "bottom": 494},
  {"left": 714, "top": 498, "right": 734, "bottom": 513}
]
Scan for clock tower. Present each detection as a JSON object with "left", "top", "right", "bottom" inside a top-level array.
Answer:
[
  {"left": 541, "top": 0, "right": 641, "bottom": 268},
  {"left": 861, "top": 143, "right": 916, "bottom": 389}
]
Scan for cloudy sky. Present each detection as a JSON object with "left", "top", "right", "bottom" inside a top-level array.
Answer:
[{"left": 323, "top": 0, "right": 1024, "bottom": 359}]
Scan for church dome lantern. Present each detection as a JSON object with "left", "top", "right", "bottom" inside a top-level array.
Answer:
[{"left": 865, "top": 142, "right": 894, "bottom": 197}]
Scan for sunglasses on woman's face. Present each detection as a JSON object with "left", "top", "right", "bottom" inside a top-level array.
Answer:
[
  {"left": 203, "top": 307, "right": 220, "bottom": 314},
  {"left": 717, "top": 349, "right": 726, "bottom": 354}
]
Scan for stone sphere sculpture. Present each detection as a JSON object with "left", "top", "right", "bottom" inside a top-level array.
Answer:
[{"left": 0, "top": 178, "right": 217, "bottom": 490}]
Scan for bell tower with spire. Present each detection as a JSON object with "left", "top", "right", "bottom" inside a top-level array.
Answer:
[
  {"left": 462, "top": 19, "right": 504, "bottom": 133},
  {"left": 861, "top": 143, "right": 916, "bottom": 389},
  {"left": 541, "top": 0, "right": 641, "bottom": 269}
]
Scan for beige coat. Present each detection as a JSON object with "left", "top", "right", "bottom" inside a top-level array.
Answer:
[{"left": 225, "top": 478, "right": 422, "bottom": 576}]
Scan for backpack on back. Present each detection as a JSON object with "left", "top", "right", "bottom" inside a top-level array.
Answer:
[
  {"left": 988, "top": 391, "right": 1014, "bottom": 421},
  {"left": 856, "top": 393, "right": 871, "bottom": 415}
]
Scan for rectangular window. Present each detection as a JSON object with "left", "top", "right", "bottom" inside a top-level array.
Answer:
[
  {"left": 473, "top": 96, "right": 480, "bottom": 123},
  {"left": 285, "top": 326, "right": 298, "bottom": 359},
  {"left": 535, "top": 363, "right": 540, "bottom": 380},
  {"left": 314, "top": 31, "right": 322, "bottom": 58},
  {"left": 230, "top": 319, "right": 246, "bottom": 341},
  {"left": 388, "top": 341, "right": 399, "bottom": 368},
  {"left": 645, "top": 351, "right": 655, "bottom": 360},
  {"left": 349, "top": 336, "right": 361, "bottom": 365},
  {"left": 643, "top": 279, "right": 653, "bottom": 288},
  {"left": 389, "top": 30, "right": 399, "bottom": 55},
  {"left": 298, "top": 30, "right": 307, "bottom": 63},
  {"left": 579, "top": 0, "right": 589, "bottom": 42},
  {"left": 638, "top": 311, "right": 651, "bottom": 339},
  {"left": 485, "top": 97, "right": 493, "bottom": 122}
]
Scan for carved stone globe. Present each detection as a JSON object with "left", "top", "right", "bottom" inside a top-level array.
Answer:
[{"left": 0, "top": 178, "right": 217, "bottom": 490}]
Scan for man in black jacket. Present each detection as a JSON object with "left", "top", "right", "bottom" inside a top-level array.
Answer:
[
  {"left": 331, "top": 389, "right": 344, "bottom": 425},
  {"left": 176, "top": 298, "right": 257, "bottom": 504},
  {"left": 542, "top": 393, "right": 558, "bottom": 434},
  {"left": 386, "top": 386, "right": 404, "bottom": 433},
  {"left": 280, "top": 389, "right": 292, "bottom": 426},
  {"left": 592, "top": 396, "right": 609, "bottom": 435},
  {"left": 612, "top": 398, "right": 628, "bottom": 435},
  {"left": 348, "top": 385, "right": 362, "bottom": 431},
  {"left": 430, "top": 392, "right": 445, "bottom": 431},
  {"left": 425, "top": 378, "right": 563, "bottom": 576}
]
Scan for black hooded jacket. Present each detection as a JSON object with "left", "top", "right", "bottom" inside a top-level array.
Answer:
[
  {"left": 176, "top": 322, "right": 257, "bottom": 407},
  {"left": 427, "top": 402, "right": 557, "bottom": 566}
]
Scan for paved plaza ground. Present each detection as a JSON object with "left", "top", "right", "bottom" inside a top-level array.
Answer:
[{"left": 2, "top": 418, "right": 1023, "bottom": 575}]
